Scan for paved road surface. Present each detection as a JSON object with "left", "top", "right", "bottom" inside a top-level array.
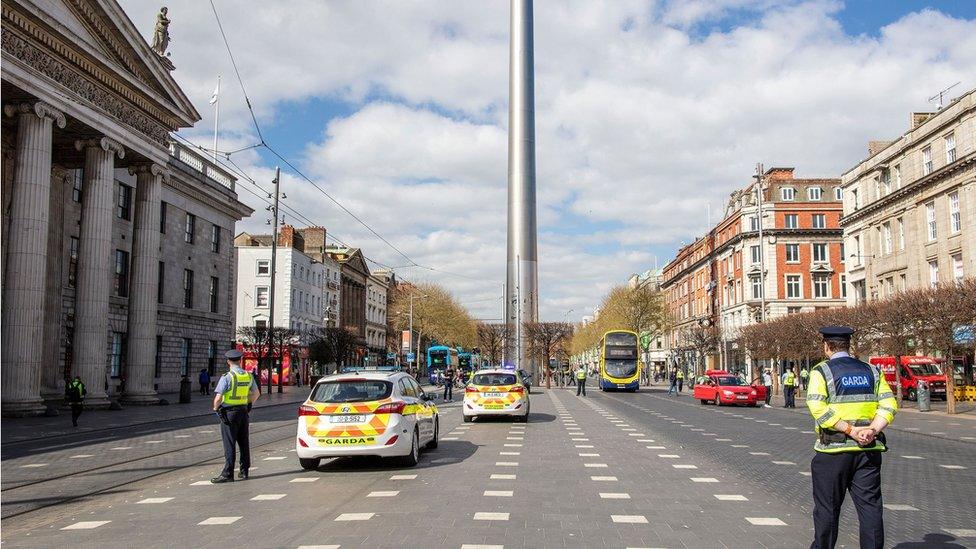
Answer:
[{"left": 2, "top": 385, "right": 974, "bottom": 548}]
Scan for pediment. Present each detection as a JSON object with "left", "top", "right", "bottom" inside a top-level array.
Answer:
[{"left": 5, "top": 0, "right": 200, "bottom": 133}]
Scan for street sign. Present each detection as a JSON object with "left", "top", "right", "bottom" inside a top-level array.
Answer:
[
  {"left": 387, "top": 352, "right": 396, "bottom": 360},
  {"left": 954, "top": 325, "right": 975, "bottom": 345},
  {"left": 401, "top": 330, "right": 411, "bottom": 351},
  {"left": 407, "top": 352, "right": 416, "bottom": 362}
]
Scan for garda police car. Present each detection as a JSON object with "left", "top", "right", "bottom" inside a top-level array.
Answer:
[
  {"left": 462, "top": 369, "right": 530, "bottom": 423},
  {"left": 296, "top": 371, "right": 438, "bottom": 469}
]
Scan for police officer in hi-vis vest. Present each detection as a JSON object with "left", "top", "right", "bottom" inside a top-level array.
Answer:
[
  {"left": 806, "top": 326, "right": 897, "bottom": 549},
  {"left": 211, "top": 349, "right": 260, "bottom": 483}
]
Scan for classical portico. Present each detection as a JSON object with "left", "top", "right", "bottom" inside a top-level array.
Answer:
[{"left": 1, "top": 0, "right": 247, "bottom": 415}]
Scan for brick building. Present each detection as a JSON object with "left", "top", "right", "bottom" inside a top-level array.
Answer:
[{"left": 661, "top": 168, "right": 846, "bottom": 378}]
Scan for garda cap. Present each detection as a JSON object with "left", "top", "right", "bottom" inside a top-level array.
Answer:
[
  {"left": 224, "top": 349, "right": 244, "bottom": 361},
  {"left": 819, "top": 326, "right": 854, "bottom": 341}
]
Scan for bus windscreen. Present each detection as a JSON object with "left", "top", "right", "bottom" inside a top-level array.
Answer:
[{"left": 605, "top": 332, "right": 637, "bottom": 346}]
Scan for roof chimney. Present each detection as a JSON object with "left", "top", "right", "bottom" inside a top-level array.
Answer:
[{"left": 910, "top": 112, "right": 935, "bottom": 130}]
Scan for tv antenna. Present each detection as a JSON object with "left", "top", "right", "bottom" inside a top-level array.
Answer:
[{"left": 928, "top": 82, "right": 961, "bottom": 110}]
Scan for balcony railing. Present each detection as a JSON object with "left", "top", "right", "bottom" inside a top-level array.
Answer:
[{"left": 169, "top": 142, "right": 236, "bottom": 191}]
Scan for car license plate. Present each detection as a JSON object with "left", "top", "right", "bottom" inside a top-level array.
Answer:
[
  {"left": 617, "top": 384, "right": 626, "bottom": 388},
  {"left": 330, "top": 414, "right": 366, "bottom": 423},
  {"left": 483, "top": 392, "right": 504, "bottom": 397},
  {"left": 736, "top": 395, "right": 748, "bottom": 400},
  {"left": 483, "top": 404, "right": 504, "bottom": 410}
]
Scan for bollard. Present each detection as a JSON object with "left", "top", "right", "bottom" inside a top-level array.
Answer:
[{"left": 917, "top": 380, "right": 931, "bottom": 412}]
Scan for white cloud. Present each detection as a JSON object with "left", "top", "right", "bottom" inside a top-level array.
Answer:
[{"left": 120, "top": 1, "right": 976, "bottom": 320}]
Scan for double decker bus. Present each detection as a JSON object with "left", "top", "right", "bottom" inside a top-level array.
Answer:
[
  {"left": 458, "top": 352, "right": 474, "bottom": 374},
  {"left": 599, "top": 330, "right": 640, "bottom": 392},
  {"left": 427, "top": 345, "right": 459, "bottom": 375}
]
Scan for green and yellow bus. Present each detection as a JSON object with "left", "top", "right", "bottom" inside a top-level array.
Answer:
[{"left": 599, "top": 330, "right": 641, "bottom": 392}]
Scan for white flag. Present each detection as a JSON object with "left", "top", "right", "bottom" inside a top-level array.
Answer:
[{"left": 209, "top": 79, "right": 219, "bottom": 105}]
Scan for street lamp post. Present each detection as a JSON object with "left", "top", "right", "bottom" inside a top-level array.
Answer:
[{"left": 409, "top": 293, "right": 428, "bottom": 375}]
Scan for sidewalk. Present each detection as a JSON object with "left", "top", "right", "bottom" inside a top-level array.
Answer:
[{"left": 1, "top": 385, "right": 310, "bottom": 444}]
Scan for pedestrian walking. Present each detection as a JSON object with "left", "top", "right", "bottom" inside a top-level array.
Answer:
[
  {"left": 762, "top": 369, "right": 773, "bottom": 407},
  {"left": 800, "top": 367, "right": 810, "bottom": 392},
  {"left": 575, "top": 364, "right": 587, "bottom": 396},
  {"left": 784, "top": 367, "right": 797, "bottom": 408},
  {"left": 666, "top": 369, "right": 677, "bottom": 396},
  {"left": 676, "top": 369, "right": 684, "bottom": 393},
  {"left": 198, "top": 368, "right": 210, "bottom": 395},
  {"left": 211, "top": 349, "right": 260, "bottom": 483},
  {"left": 807, "top": 326, "right": 897, "bottom": 549},
  {"left": 443, "top": 365, "right": 455, "bottom": 401},
  {"left": 65, "top": 376, "right": 86, "bottom": 427}
]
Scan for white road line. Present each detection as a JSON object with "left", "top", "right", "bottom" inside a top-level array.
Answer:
[
  {"left": 943, "top": 529, "right": 976, "bottom": 538},
  {"left": 144, "top": 440, "right": 163, "bottom": 444},
  {"left": 441, "top": 437, "right": 460, "bottom": 441},
  {"left": 901, "top": 455, "right": 924, "bottom": 459},
  {"left": 575, "top": 444, "right": 594, "bottom": 448},
  {"left": 70, "top": 454, "right": 94, "bottom": 459},
  {"left": 367, "top": 491, "right": 399, "bottom": 497},
  {"left": 175, "top": 435, "right": 191, "bottom": 438},
  {"left": 627, "top": 433, "right": 645, "bottom": 437},
  {"left": 611, "top": 515, "right": 648, "bottom": 524},
  {"left": 499, "top": 451, "right": 520, "bottom": 456},
  {"left": 335, "top": 513, "right": 374, "bottom": 521},
  {"left": 672, "top": 464, "right": 698, "bottom": 469},
  {"left": 137, "top": 497, "right": 173, "bottom": 504},
  {"left": 800, "top": 472, "right": 812, "bottom": 476},
  {"left": 390, "top": 474, "right": 417, "bottom": 480},
  {"left": 490, "top": 474, "right": 516, "bottom": 480},
  {"left": 600, "top": 493, "right": 631, "bottom": 499},
  {"left": 690, "top": 478, "right": 719, "bottom": 483},
  {"left": 591, "top": 476, "right": 617, "bottom": 481},
  {"left": 749, "top": 452, "right": 771, "bottom": 456},
  {"left": 190, "top": 481, "right": 212, "bottom": 486},
  {"left": 884, "top": 504, "right": 919, "bottom": 511},
  {"left": 658, "top": 454, "right": 680, "bottom": 458},
  {"left": 506, "top": 437, "right": 523, "bottom": 440},
  {"left": 473, "top": 512, "right": 510, "bottom": 521},
  {"left": 579, "top": 453, "right": 600, "bottom": 457},
  {"left": 731, "top": 445, "right": 750, "bottom": 448},
  {"left": 111, "top": 447, "right": 132, "bottom": 450},
  {"left": 584, "top": 463, "right": 608, "bottom": 468},
  {"left": 646, "top": 446, "right": 666, "bottom": 449},
  {"left": 251, "top": 494, "right": 287, "bottom": 501},
  {"left": 940, "top": 465, "right": 967, "bottom": 470},
  {"left": 495, "top": 462, "right": 518, "bottom": 466},
  {"left": 263, "top": 456, "right": 286, "bottom": 461},
  {"left": 298, "top": 545, "right": 341, "bottom": 549},
  {"left": 199, "top": 517, "right": 242, "bottom": 525},
  {"left": 714, "top": 495, "right": 748, "bottom": 501},
  {"left": 20, "top": 463, "right": 48, "bottom": 468},
  {"left": 637, "top": 439, "right": 655, "bottom": 442},
  {"left": 572, "top": 438, "right": 590, "bottom": 441},
  {"left": 504, "top": 443, "right": 523, "bottom": 447},
  {"left": 290, "top": 477, "right": 319, "bottom": 483},
  {"left": 483, "top": 490, "right": 513, "bottom": 497},
  {"left": 62, "top": 521, "right": 111, "bottom": 530},
  {"left": 746, "top": 517, "right": 786, "bottom": 526},
  {"left": 715, "top": 439, "right": 732, "bottom": 442}
]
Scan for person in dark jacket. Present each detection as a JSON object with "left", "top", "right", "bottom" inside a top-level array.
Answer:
[
  {"left": 66, "top": 376, "right": 86, "bottom": 427},
  {"left": 199, "top": 369, "right": 211, "bottom": 395}
]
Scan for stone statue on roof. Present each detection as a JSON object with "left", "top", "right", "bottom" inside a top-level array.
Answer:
[{"left": 151, "top": 7, "right": 171, "bottom": 56}]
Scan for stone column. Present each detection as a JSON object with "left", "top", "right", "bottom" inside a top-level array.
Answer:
[
  {"left": 1, "top": 102, "right": 66, "bottom": 416},
  {"left": 72, "top": 137, "right": 125, "bottom": 409},
  {"left": 122, "top": 164, "right": 165, "bottom": 404}
]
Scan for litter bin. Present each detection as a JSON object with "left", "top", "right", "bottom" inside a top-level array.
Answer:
[{"left": 917, "top": 380, "right": 931, "bottom": 412}]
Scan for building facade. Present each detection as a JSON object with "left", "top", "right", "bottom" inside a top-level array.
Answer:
[
  {"left": 1, "top": 0, "right": 251, "bottom": 414},
  {"left": 327, "top": 247, "right": 369, "bottom": 361},
  {"left": 366, "top": 274, "right": 388, "bottom": 364},
  {"left": 661, "top": 168, "right": 846, "bottom": 377},
  {"left": 627, "top": 269, "right": 670, "bottom": 374},
  {"left": 841, "top": 90, "right": 975, "bottom": 303}
]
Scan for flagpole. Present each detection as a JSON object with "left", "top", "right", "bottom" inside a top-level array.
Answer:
[{"left": 212, "top": 75, "right": 220, "bottom": 164}]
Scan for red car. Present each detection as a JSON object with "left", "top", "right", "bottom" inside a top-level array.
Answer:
[{"left": 694, "top": 370, "right": 760, "bottom": 406}]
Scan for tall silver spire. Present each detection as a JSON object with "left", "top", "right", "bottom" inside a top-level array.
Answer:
[{"left": 505, "top": 0, "right": 539, "bottom": 375}]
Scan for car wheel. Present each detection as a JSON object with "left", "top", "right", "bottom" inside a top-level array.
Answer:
[
  {"left": 400, "top": 429, "right": 420, "bottom": 467},
  {"left": 907, "top": 388, "right": 917, "bottom": 401},
  {"left": 700, "top": 399, "right": 708, "bottom": 405},
  {"left": 713, "top": 396, "right": 721, "bottom": 406},
  {"left": 299, "top": 458, "right": 320, "bottom": 470},
  {"left": 426, "top": 419, "right": 439, "bottom": 449},
  {"left": 517, "top": 406, "right": 529, "bottom": 423},
  {"left": 463, "top": 414, "right": 473, "bottom": 423}
]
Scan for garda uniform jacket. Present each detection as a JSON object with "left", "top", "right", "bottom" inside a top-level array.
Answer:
[{"left": 806, "top": 354, "right": 897, "bottom": 453}]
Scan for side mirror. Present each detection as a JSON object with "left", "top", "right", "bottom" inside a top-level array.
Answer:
[{"left": 421, "top": 393, "right": 431, "bottom": 401}]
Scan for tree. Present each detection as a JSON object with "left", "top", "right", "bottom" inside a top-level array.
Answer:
[
  {"left": 680, "top": 324, "right": 720, "bottom": 377},
  {"left": 477, "top": 323, "right": 508, "bottom": 366},
  {"left": 524, "top": 322, "right": 574, "bottom": 389},
  {"left": 307, "top": 326, "right": 360, "bottom": 375},
  {"left": 237, "top": 326, "right": 297, "bottom": 394},
  {"left": 389, "top": 281, "right": 477, "bottom": 374},
  {"left": 570, "top": 284, "right": 670, "bottom": 363}
]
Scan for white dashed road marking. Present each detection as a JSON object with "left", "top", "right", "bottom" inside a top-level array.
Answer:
[
  {"left": 940, "top": 465, "right": 967, "bottom": 470},
  {"left": 335, "top": 513, "right": 374, "bottom": 521},
  {"left": 62, "top": 521, "right": 111, "bottom": 530},
  {"left": 473, "top": 512, "right": 510, "bottom": 521},
  {"left": 600, "top": 493, "right": 631, "bottom": 499},
  {"left": 199, "top": 517, "right": 242, "bottom": 525},
  {"left": 251, "top": 494, "right": 287, "bottom": 501},
  {"left": 746, "top": 517, "right": 787, "bottom": 526},
  {"left": 20, "top": 464, "right": 48, "bottom": 468},
  {"left": 367, "top": 491, "right": 399, "bottom": 497},
  {"left": 584, "top": 463, "right": 608, "bottom": 468},
  {"left": 69, "top": 454, "right": 94, "bottom": 459},
  {"left": 691, "top": 478, "right": 719, "bottom": 483},
  {"left": 390, "top": 474, "right": 417, "bottom": 480},
  {"left": 263, "top": 456, "right": 286, "bottom": 461},
  {"left": 591, "top": 476, "right": 618, "bottom": 481},
  {"left": 611, "top": 515, "right": 648, "bottom": 524},
  {"left": 137, "top": 497, "right": 173, "bottom": 504},
  {"left": 884, "top": 504, "right": 919, "bottom": 511},
  {"left": 714, "top": 495, "right": 748, "bottom": 501},
  {"left": 673, "top": 464, "right": 698, "bottom": 469},
  {"left": 290, "top": 477, "right": 319, "bottom": 483},
  {"left": 490, "top": 474, "right": 517, "bottom": 480},
  {"left": 483, "top": 490, "right": 513, "bottom": 497}
]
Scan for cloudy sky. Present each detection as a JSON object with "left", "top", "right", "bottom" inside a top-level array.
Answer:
[{"left": 122, "top": 0, "right": 976, "bottom": 321}]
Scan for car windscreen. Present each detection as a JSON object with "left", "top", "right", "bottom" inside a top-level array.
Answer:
[
  {"left": 310, "top": 380, "right": 393, "bottom": 403},
  {"left": 715, "top": 377, "right": 744, "bottom": 386},
  {"left": 472, "top": 373, "right": 517, "bottom": 386},
  {"left": 604, "top": 359, "right": 636, "bottom": 378},
  {"left": 908, "top": 364, "right": 941, "bottom": 376}
]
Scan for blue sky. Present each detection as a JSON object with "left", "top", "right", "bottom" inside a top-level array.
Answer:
[{"left": 125, "top": 0, "right": 976, "bottom": 320}]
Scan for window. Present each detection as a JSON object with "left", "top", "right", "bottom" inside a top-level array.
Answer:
[
  {"left": 180, "top": 338, "right": 191, "bottom": 377},
  {"left": 884, "top": 277, "right": 894, "bottom": 298},
  {"left": 880, "top": 169, "right": 891, "bottom": 196},
  {"left": 256, "top": 260, "right": 270, "bottom": 275},
  {"left": 813, "top": 243, "right": 828, "bottom": 263},
  {"left": 160, "top": 201, "right": 167, "bottom": 233},
  {"left": 785, "top": 243, "right": 800, "bottom": 263},
  {"left": 209, "top": 276, "right": 219, "bottom": 313},
  {"left": 183, "top": 269, "right": 194, "bottom": 308},
  {"left": 949, "top": 191, "right": 961, "bottom": 233},
  {"left": 894, "top": 164, "right": 901, "bottom": 189},
  {"left": 255, "top": 286, "right": 269, "bottom": 307},
  {"left": 786, "top": 306, "right": 801, "bottom": 315},
  {"left": 926, "top": 201, "right": 937, "bottom": 241},
  {"left": 808, "top": 187, "right": 822, "bottom": 200},
  {"left": 840, "top": 242, "right": 846, "bottom": 264},
  {"left": 929, "top": 260, "right": 939, "bottom": 288},
  {"left": 184, "top": 213, "right": 196, "bottom": 244},
  {"left": 922, "top": 146, "right": 933, "bottom": 175},
  {"left": 834, "top": 186, "right": 843, "bottom": 200},
  {"left": 68, "top": 236, "right": 79, "bottom": 287},
  {"left": 814, "top": 275, "right": 830, "bottom": 298},
  {"left": 897, "top": 217, "right": 905, "bottom": 250},
  {"left": 110, "top": 332, "right": 126, "bottom": 378},
  {"left": 851, "top": 188, "right": 860, "bottom": 209},
  {"left": 210, "top": 225, "right": 221, "bottom": 253},
  {"left": 840, "top": 274, "right": 847, "bottom": 298},
  {"left": 945, "top": 133, "right": 956, "bottom": 163},
  {"left": 751, "top": 276, "right": 763, "bottom": 299},
  {"left": 71, "top": 169, "right": 83, "bottom": 202},
  {"left": 749, "top": 216, "right": 760, "bottom": 231},
  {"left": 853, "top": 235, "right": 862, "bottom": 265},
  {"left": 208, "top": 340, "right": 218, "bottom": 376},
  {"left": 157, "top": 261, "right": 165, "bottom": 304},
  {"left": 812, "top": 214, "right": 826, "bottom": 229},
  {"left": 114, "top": 250, "right": 129, "bottom": 297},
  {"left": 876, "top": 227, "right": 883, "bottom": 255},
  {"left": 882, "top": 222, "right": 892, "bottom": 255},
  {"left": 117, "top": 184, "right": 132, "bottom": 220},
  {"left": 899, "top": 273, "right": 907, "bottom": 291},
  {"left": 784, "top": 214, "right": 798, "bottom": 229},
  {"left": 750, "top": 245, "right": 761, "bottom": 264},
  {"left": 953, "top": 254, "right": 964, "bottom": 284},
  {"left": 154, "top": 336, "right": 163, "bottom": 378},
  {"left": 786, "top": 275, "right": 802, "bottom": 298},
  {"left": 255, "top": 319, "right": 268, "bottom": 330},
  {"left": 781, "top": 187, "right": 795, "bottom": 201}
]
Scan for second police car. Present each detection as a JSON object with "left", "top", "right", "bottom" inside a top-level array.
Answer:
[
  {"left": 693, "top": 369, "right": 760, "bottom": 406},
  {"left": 463, "top": 368, "right": 530, "bottom": 422},
  {"left": 296, "top": 371, "right": 438, "bottom": 469}
]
